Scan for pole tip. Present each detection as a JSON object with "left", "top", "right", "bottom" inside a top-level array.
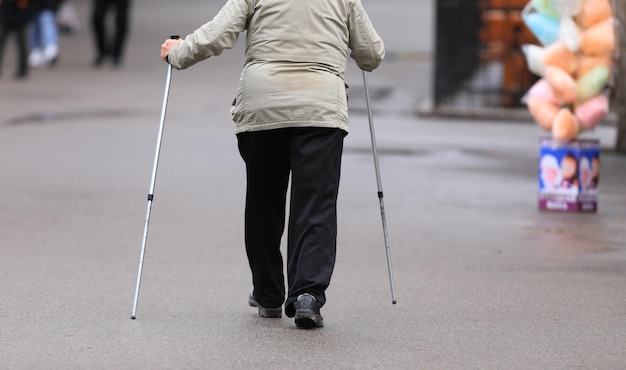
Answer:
[
  {"left": 131, "top": 315, "right": 136, "bottom": 320},
  {"left": 392, "top": 300, "right": 397, "bottom": 305}
]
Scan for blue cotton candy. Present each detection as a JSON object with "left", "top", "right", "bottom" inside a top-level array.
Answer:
[{"left": 524, "top": 13, "right": 561, "bottom": 46}]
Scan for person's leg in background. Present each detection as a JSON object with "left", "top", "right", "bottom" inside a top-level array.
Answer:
[
  {"left": 15, "top": 23, "right": 29, "bottom": 77},
  {"left": 0, "top": 24, "right": 29, "bottom": 79},
  {"left": 91, "top": 0, "right": 109, "bottom": 66},
  {"left": 0, "top": 24, "right": 8, "bottom": 78},
  {"left": 237, "top": 129, "right": 290, "bottom": 313},
  {"left": 28, "top": 13, "right": 43, "bottom": 67},
  {"left": 284, "top": 127, "right": 345, "bottom": 327},
  {"left": 111, "top": 0, "right": 130, "bottom": 66},
  {"left": 38, "top": 8, "right": 59, "bottom": 66}
]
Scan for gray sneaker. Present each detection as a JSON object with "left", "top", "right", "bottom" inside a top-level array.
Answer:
[{"left": 248, "top": 292, "right": 282, "bottom": 318}]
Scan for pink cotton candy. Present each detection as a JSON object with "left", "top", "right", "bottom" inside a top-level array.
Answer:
[
  {"left": 575, "top": 94, "right": 609, "bottom": 130},
  {"left": 526, "top": 78, "right": 558, "bottom": 105}
]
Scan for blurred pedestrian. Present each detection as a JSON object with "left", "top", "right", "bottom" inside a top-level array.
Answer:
[
  {"left": 160, "top": 0, "right": 384, "bottom": 328},
  {"left": 28, "top": 0, "right": 61, "bottom": 68},
  {"left": 56, "top": 0, "right": 80, "bottom": 34},
  {"left": 91, "top": 0, "right": 131, "bottom": 67},
  {"left": 0, "top": 0, "right": 32, "bottom": 79}
]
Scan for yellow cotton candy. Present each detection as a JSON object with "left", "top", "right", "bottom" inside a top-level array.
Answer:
[{"left": 552, "top": 108, "right": 580, "bottom": 141}]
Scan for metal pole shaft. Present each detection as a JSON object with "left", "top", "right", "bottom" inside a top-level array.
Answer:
[
  {"left": 132, "top": 64, "right": 174, "bottom": 319},
  {"left": 362, "top": 70, "right": 397, "bottom": 304}
]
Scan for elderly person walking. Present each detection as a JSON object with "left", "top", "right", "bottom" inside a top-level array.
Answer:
[{"left": 160, "top": 0, "right": 384, "bottom": 329}]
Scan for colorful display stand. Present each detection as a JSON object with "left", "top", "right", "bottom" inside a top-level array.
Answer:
[{"left": 538, "top": 137, "right": 599, "bottom": 212}]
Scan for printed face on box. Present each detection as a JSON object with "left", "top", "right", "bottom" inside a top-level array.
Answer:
[
  {"left": 560, "top": 154, "right": 579, "bottom": 189},
  {"left": 540, "top": 154, "right": 561, "bottom": 189},
  {"left": 591, "top": 156, "right": 600, "bottom": 182}
]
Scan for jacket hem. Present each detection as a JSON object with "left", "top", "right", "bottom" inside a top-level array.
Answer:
[{"left": 234, "top": 121, "right": 349, "bottom": 134}]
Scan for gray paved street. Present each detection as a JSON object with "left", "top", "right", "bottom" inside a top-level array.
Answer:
[{"left": 1, "top": 0, "right": 625, "bottom": 368}]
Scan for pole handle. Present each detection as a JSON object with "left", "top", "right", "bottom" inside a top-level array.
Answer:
[{"left": 170, "top": 35, "right": 180, "bottom": 40}]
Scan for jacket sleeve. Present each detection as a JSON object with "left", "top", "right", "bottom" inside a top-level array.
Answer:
[
  {"left": 347, "top": 0, "right": 385, "bottom": 72},
  {"left": 168, "top": 0, "right": 252, "bottom": 70}
]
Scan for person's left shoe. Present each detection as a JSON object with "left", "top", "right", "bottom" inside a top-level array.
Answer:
[
  {"left": 28, "top": 49, "right": 44, "bottom": 68},
  {"left": 248, "top": 292, "right": 282, "bottom": 318},
  {"left": 294, "top": 293, "right": 324, "bottom": 328},
  {"left": 14, "top": 69, "right": 28, "bottom": 80}
]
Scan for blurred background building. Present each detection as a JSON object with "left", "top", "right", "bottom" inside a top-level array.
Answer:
[{"left": 432, "top": 0, "right": 538, "bottom": 112}]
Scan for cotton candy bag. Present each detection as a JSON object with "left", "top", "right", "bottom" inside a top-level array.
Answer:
[
  {"left": 576, "top": 65, "right": 610, "bottom": 102},
  {"left": 578, "top": 0, "right": 613, "bottom": 29},
  {"left": 526, "top": 78, "right": 558, "bottom": 104},
  {"left": 577, "top": 55, "right": 611, "bottom": 78},
  {"left": 575, "top": 94, "right": 609, "bottom": 129},
  {"left": 580, "top": 18, "right": 616, "bottom": 56},
  {"left": 551, "top": 0, "right": 583, "bottom": 16},
  {"left": 523, "top": 12, "right": 561, "bottom": 45},
  {"left": 542, "top": 41, "right": 578, "bottom": 74},
  {"left": 552, "top": 108, "right": 580, "bottom": 141},
  {"left": 545, "top": 66, "right": 578, "bottom": 104},
  {"left": 528, "top": 98, "right": 560, "bottom": 130}
]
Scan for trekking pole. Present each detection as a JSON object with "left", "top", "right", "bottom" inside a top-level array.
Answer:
[
  {"left": 362, "top": 70, "right": 397, "bottom": 304},
  {"left": 131, "top": 35, "right": 180, "bottom": 319}
]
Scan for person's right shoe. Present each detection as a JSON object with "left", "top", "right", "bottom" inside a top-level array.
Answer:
[
  {"left": 248, "top": 292, "right": 282, "bottom": 318},
  {"left": 43, "top": 45, "right": 59, "bottom": 67},
  {"left": 112, "top": 56, "right": 123, "bottom": 68},
  {"left": 294, "top": 293, "right": 324, "bottom": 328}
]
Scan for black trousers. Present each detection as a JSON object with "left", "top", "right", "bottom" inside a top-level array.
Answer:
[
  {"left": 237, "top": 127, "right": 345, "bottom": 317},
  {"left": 91, "top": 0, "right": 130, "bottom": 60},
  {"left": 0, "top": 23, "right": 28, "bottom": 76}
]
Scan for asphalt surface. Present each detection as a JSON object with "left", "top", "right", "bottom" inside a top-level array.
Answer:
[{"left": 1, "top": 0, "right": 625, "bottom": 369}]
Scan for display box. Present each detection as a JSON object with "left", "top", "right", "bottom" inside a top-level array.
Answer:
[{"left": 538, "top": 137, "right": 600, "bottom": 212}]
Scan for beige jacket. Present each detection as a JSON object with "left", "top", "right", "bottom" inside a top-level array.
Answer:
[{"left": 168, "top": 0, "right": 384, "bottom": 134}]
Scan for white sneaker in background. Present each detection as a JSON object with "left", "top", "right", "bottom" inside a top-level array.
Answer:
[
  {"left": 43, "top": 45, "right": 59, "bottom": 67},
  {"left": 28, "top": 49, "right": 44, "bottom": 68}
]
